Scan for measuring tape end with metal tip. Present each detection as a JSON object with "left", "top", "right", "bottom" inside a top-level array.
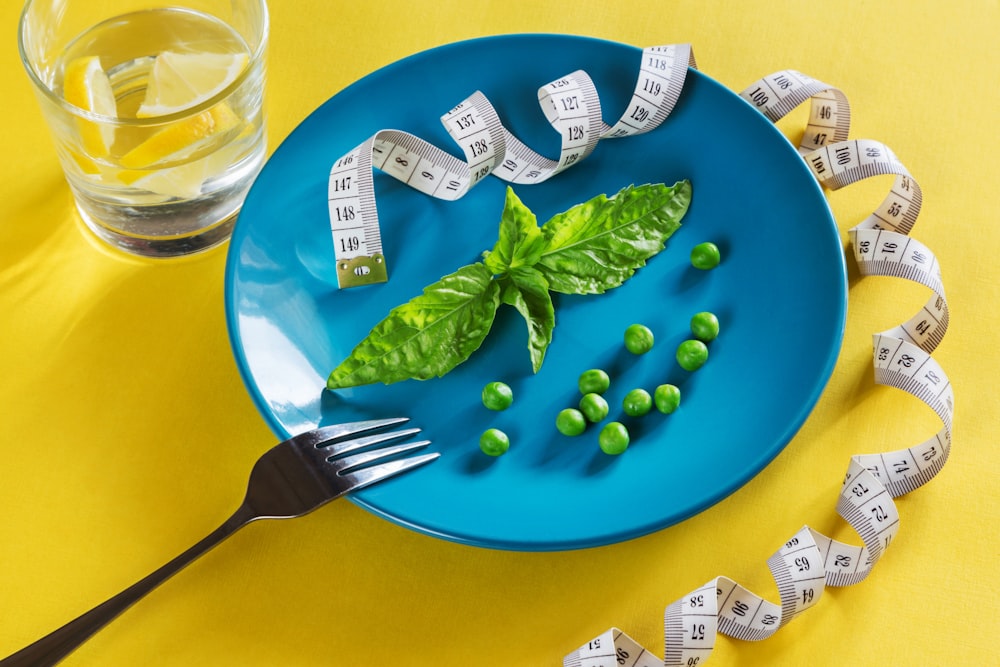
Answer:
[{"left": 336, "top": 252, "right": 388, "bottom": 288}]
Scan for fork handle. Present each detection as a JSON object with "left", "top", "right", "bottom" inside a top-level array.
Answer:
[{"left": 0, "top": 504, "right": 256, "bottom": 667}]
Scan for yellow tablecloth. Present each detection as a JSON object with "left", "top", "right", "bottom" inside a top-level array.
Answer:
[{"left": 2, "top": 1, "right": 996, "bottom": 664}]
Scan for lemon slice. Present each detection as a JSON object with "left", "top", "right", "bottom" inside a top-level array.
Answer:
[
  {"left": 62, "top": 55, "right": 117, "bottom": 157},
  {"left": 120, "top": 103, "right": 240, "bottom": 170},
  {"left": 118, "top": 159, "right": 211, "bottom": 199},
  {"left": 136, "top": 50, "right": 249, "bottom": 118}
]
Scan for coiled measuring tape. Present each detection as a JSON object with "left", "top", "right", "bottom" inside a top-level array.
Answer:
[
  {"left": 327, "top": 44, "right": 695, "bottom": 288},
  {"left": 325, "top": 43, "right": 953, "bottom": 666},
  {"left": 563, "top": 68, "right": 952, "bottom": 667}
]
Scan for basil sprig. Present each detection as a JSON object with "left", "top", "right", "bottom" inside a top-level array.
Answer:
[{"left": 326, "top": 180, "right": 691, "bottom": 389}]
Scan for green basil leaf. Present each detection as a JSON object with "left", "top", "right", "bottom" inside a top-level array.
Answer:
[
  {"left": 535, "top": 180, "right": 691, "bottom": 295},
  {"left": 326, "top": 262, "right": 501, "bottom": 389},
  {"left": 482, "top": 187, "right": 546, "bottom": 274},
  {"left": 501, "top": 266, "right": 555, "bottom": 373}
]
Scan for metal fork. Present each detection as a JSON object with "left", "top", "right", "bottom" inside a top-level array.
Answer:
[{"left": 0, "top": 418, "right": 437, "bottom": 667}]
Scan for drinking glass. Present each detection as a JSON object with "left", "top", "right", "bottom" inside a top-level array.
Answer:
[{"left": 18, "top": 0, "right": 269, "bottom": 257}]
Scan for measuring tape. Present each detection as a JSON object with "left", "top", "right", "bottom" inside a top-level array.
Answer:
[
  {"left": 327, "top": 44, "right": 695, "bottom": 288},
  {"left": 563, "top": 67, "right": 952, "bottom": 666},
  {"left": 325, "top": 43, "right": 953, "bottom": 665}
]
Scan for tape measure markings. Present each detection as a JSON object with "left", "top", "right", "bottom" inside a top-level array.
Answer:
[
  {"left": 604, "top": 45, "right": 695, "bottom": 138},
  {"left": 738, "top": 70, "right": 851, "bottom": 154},
  {"left": 739, "top": 71, "right": 923, "bottom": 238},
  {"left": 715, "top": 582, "right": 782, "bottom": 641},
  {"left": 562, "top": 627, "right": 659, "bottom": 667},
  {"left": 771, "top": 537, "right": 828, "bottom": 618},
  {"left": 874, "top": 338, "right": 954, "bottom": 423},
  {"left": 328, "top": 144, "right": 380, "bottom": 267},
  {"left": 501, "top": 71, "right": 604, "bottom": 183},
  {"left": 372, "top": 132, "right": 464, "bottom": 196},
  {"left": 852, "top": 227, "right": 949, "bottom": 354},
  {"left": 662, "top": 582, "right": 716, "bottom": 665},
  {"left": 811, "top": 529, "right": 868, "bottom": 587},
  {"left": 839, "top": 463, "right": 901, "bottom": 552},
  {"left": 801, "top": 89, "right": 852, "bottom": 154},
  {"left": 657, "top": 527, "right": 829, "bottom": 664},
  {"left": 855, "top": 230, "right": 943, "bottom": 282},
  {"left": 444, "top": 91, "right": 509, "bottom": 186},
  {"left": 805, "top": 139, "right": 923, "bottom": 235}
]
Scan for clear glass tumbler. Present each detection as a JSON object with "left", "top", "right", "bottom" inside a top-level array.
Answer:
[{"left": 18, "top": 0, "right": 268, "bottom": 257}]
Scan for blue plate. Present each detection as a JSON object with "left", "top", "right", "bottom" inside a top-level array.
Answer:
[{"left": 224, "top": 34, "right": 846, "bottom": 551}]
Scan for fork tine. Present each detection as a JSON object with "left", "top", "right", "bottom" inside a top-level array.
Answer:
[
  {"left": 332, "top": 440, "right": 433, "bottom": 472},
  {"left": 293, "top": 418, "right": 410, "bottom": 449},
  {"left": 337, "top": 449, "right": 440, "bottom": 493},
  {"left": 319, "top": 427, "right": 422, "bottom": 457}
]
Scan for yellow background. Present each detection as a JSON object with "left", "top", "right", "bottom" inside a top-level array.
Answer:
[{"left": 2, "top": 0, "right": 997, "bottom": 664}]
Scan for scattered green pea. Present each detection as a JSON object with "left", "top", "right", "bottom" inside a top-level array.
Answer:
[
  {"left": 690, "top": 311, "right": 720, "bottom": 342},
  {"left": 578, "top": 368, "right": 610, "bottom": 395},
  {"left": 479, "top": 428, "right": 510, "bottom": 456},
  {"left": 622, "top": 388, "right": 653, "bottom": 417},
  {"left": 654, "top": 384, "right": 681, "bottom": 414},
  {"left": 598, "top": 422, "right": 630, "bottom": 455},
  {"left": 556, "top": 408, "right": 587, "bottom": 436},
  {"left": 690, "top": 242, "right": 721, "bottom": 270},
  {"left": 481, "top": 381, "right": 513, "bottom": 411},
  {"left": 676, "top": 339, "right": 709, "bottom": 371},
  {"left": 624, "top": 323, "right": 654, "bottom": 354},
  {"left": 579, "top": 392, "right": 609, "bottom": 422}
]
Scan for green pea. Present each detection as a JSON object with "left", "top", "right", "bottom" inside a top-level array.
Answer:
[
  {"left": 479, "top": 428, "right": 510, "bottom": 456},
  {"left": 555, "top": 408, "right": 587, "bottom": 436},
  {"left": 690, "top": 311, "right": 720, "bottom": 342},
  {"left": 481, "top": 381, "right": 513, "bottom": 411},
  {"left": 578, "top": 368, "right": 610, "bottom": 395},
  {"left": 676, "top": 339, "right": 709, "bottom": 371},
  {"left": 622, "top": 388, "right": 653, "bottom": 417},
  {"left": 654, "top": 384, "right": 681, "bottom": 414},
  {"left": 598, "top": 422, "right": 630, "bottom": 455},
  {"left": 624, "top": 323, "right": 654, "bottom": 354},
  {"left": 579, "top": 392, "right": 609, "bottom": 423},
  {"left": 690, "top": 242, "right": 721, "bottom": 270}
]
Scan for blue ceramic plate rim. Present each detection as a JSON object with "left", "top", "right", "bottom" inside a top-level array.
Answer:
[{"left": 224, "top": 34, "right": 847, "bottom": 551}]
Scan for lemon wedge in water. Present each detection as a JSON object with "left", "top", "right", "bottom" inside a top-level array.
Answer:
[
  {"left": 62, "top": 55, "right": 117, "bottom": 159},
  {"left": 118, "top": 103, "right": 241, "bottom": 198},
  {"left": 120, "top": 103, "right": 240, "bottom": 169},
  {"left": 136, "top": 50, "right": 249, "bottom": 118}
]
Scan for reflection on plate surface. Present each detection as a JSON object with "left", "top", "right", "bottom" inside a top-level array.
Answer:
[{"left": 224, "top": 34, "right": 846, "bottom": 551}]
